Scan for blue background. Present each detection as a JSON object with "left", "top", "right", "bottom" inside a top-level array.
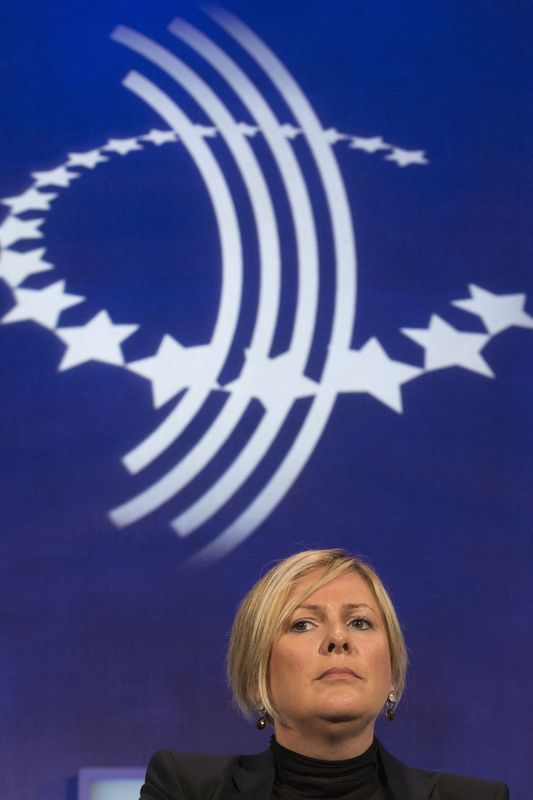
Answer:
[{"left": 0, "top": 2, "right": 531, "bottom": 798}]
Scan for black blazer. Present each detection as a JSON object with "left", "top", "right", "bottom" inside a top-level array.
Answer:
[{"left": 139, "top": 741, "right": 509, "bottom": 800}]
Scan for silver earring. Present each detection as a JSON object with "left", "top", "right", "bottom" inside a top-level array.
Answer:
[
  {"left": 256, "top": 707, "right": 267, "bottom": 730},
  {"left": 385, "top": 692, "right": 397, "bottom": 722}
]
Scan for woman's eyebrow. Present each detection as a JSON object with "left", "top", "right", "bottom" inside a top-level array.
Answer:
[
  {"left": 342, "top": 602, "right": 376, "bottom": 613},
  {"left": 294, "top": 602, "right": 376, "bottom": 613}
]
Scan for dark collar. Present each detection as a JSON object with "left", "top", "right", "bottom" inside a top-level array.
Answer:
[{"left": 229, "top": 740, "right": 436, "bottom": 800}]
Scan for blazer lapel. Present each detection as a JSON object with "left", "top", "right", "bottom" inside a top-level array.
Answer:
[
  {"left": 378, "top": 741, "right": 437, "bottom": 800},
  {"left": 219, "top": 748, "right": 274, "bottom": 800}
]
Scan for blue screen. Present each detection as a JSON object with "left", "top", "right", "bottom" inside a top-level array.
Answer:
[{"left": 1, "top": 2, "right": 531, "bottom": 798}]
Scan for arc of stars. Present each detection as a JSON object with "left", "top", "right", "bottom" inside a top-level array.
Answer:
[
  {"left": 31, "top": 165, "right": 81, "bottom": 188},
  {"left": 66, "top": 149, "right": 110, "bottom": 169},
  {"left": 326, "top": 338, "right": 421, "bottom": 413},
  {"left": 223, "top": 351, "right": 317, "bottom": 413},
  {"left": 279, "top": 123, "right": 301, "bottom": 140},
  {"left": 402, "top": 315, "right": 493, "bottom": 377},
  {"left": 140, "top": 129, "right": 178, "bottom": 146},
  {"left": 127, "top": 335, "right": 216, "bottom": 408},
  {"left": 237, "top": 122, "right": 259, "bottom": 137},
  {"left": 349, "top": 135, "right": 389, "bottom": 154},
  {"left": 2, "top": 280, "right": 85, "bottom": 330},
  {"left": 452, "top": 284, "right": 533, "bottom": 336},
  {"left": 103, "top": 137, "right": 143, "bottom": 156},
  {"left": 385, "top": 147, "right": 428, "bottom": 167},
  {"left": 323, "top": 127, "right": 350, "bottom": 144},
  {"left": 193, "top": 125, "right": 218, "bottom": 138},
  {"left": 0, "top": 216, "right": 45, "bottom": 248},
  {"left": 0, "top": 248, "right": 54, "bottom": 288},
  {"left": 1, "top": 188, "right": 58, "bottom": 215},
  {"left": 56, "top": 310, "right": 139, "bottom": 371}
]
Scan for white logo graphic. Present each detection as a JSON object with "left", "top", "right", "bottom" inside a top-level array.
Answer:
[{"left": 1, "top": 9, "right": 531, "bottom": 564}]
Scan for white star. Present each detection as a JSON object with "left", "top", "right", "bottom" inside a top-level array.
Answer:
[
  {"left": 56, "top": 310, "right": 139, "bottom": 371},
  {"left": 385, "top": 147, "right": 428, "bottom": 167},
  {"left": 237, "top": 122, "right": 259, "bottom": 137},
  {"left": 323, "top": 127, "right": 349, "bottom": 144},
  {"left": 2, "top": 280, "right": 85, "bottom": 330},
  {"left": 279, "top": 123, "right": 301, "bottom": 140},
  {"left": 326, "top": 338, "right": 421, "bottom": 413},
  {"left": 0, "top": 248, "right": 54, "bottom": 288},
  {"left": 402, "top": 315, "right": 494, "bottom": 377},
  {"left": 66, "top": 149, "right": 109, "bottom": 168},
  {"left": 103, "top": 137, "right": 143, "bottom": 156},
  {"left": 348, "top": 135, "right": 390, "bottom": 154},
  {"left": 193, "top": 124, "right": 218, "bottom": 138},
  {"left": 1, "top": 187, "right": 58, "bottom": 215},
  {"left": 223, "top": 351, "right": 317, "bottom": 412},
  {"left": 31, "top": 165, "right": 81, "bottom": 188},
  {"left": 0, "top": 216, "right": 44, "bottom": 248},
  {"left": 127, "top": 335, "right": 215, "bottom": 408},
  {"left": 452, "top": 284, "right": 533, "bottom": 336},
  {"left": 140, "top": 129, "right": 178, "bottom": 146}
]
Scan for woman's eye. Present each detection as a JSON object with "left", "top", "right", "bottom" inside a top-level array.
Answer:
[
  {"left": 290, "top": 619, "right": 315, "bottom": 632},
  {"left": 350, "top": 617, "right": 372, "bottom": 630}
]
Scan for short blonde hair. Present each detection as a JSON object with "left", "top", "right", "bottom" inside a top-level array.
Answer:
[{"left": 227, "top": 548, "right": 407, "bottom": 723}]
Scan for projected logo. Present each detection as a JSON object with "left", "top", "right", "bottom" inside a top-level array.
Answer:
[{"left": 1, "top": 9, "right": 532, "bottom": 563}]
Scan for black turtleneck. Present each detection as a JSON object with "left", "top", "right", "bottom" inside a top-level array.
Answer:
[{"left": 270, "top": 737, "right": 390, "bottom": 800}]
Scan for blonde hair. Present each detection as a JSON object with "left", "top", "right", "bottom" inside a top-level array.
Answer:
[{"left": 227, "top": 548, "right": 407, "bottom": 723}]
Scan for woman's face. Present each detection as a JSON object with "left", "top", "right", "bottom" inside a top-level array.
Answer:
[{"left": 268, "top": 569, "right": 394, "bottom": 737}]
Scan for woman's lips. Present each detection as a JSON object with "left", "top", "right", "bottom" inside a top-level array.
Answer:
[{"left": 318, "top": 667, "right": 360, "bottom": 680}]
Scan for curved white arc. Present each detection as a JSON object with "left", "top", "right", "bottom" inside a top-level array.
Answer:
[
  {"left": 110, "top": 395, "right": 249, "bottom": 528},
  {"left": 174, "top": 401, "right": 290, "bottom": 535},
  {"left": 208, "top": 8, "right": 356, "bottom": 347},
  {"left": 187, "top": 391, "right": 337, "bottom": 565},
  {"left": 112, "top": 25, "right": 280, "bottom": 355},
  {"left": 122, "top": 390, "right": 210, "bottom": 475},
  {"left": 167, "top": 19, "right": 320, "bottom": 535},
  {"left": 184, "top": 8, "right": 357, "bottom": 558},
  {"left": 121, "top": 70, "right": 241, "bottom": 367},
  {"left": 109, "top": 26, "right": 283, "bottom": 525},
  {"left": 113, "top": 25, "right": 280, "bottom": 476},
  {"left": 168, "top": 18, "right": 319, "bottom": 360},
  {"left": 116, "top": 69, "right": 242, "bottom": 477}
]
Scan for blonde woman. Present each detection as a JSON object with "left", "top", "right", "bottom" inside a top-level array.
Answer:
[{"left": 140, "top": 549, "right": 508, "bottom": 800}]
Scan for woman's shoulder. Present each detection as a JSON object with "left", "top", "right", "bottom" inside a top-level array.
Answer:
[
  {"left": 378, "top": 742, "right": 509, "bottom": 800},
  {"left": 141, "top": 749, "right": 236, "bottom": 796},
  {"left": 433, "top": 770, "right": 509, "bottom": 800},
  {"left": 140, "top": 748, "right": 270, "bottom": 800},
  {"left": 147, "top": 747, "right": 239, "bottom": 771}
]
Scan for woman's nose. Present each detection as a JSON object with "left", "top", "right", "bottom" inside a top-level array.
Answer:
[
  {"left": 327, "top": 638, "right": 350, "bottom": 653},
  {"left": 323, "top": 626, "right": 353, "bottom": 653}
]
